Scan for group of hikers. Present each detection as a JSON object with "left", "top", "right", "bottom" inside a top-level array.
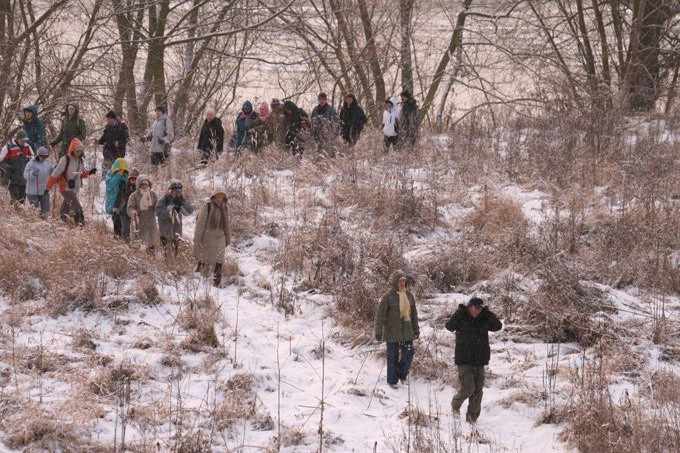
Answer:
[{"left": 1, "top": 95, "right": 503, "bottom": 426}]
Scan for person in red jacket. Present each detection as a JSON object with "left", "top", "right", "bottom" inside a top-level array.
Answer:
[
  {"left": 0, "top": 130, "right": 34, "bottom": 205},
  {"left": 46, "top": 138, "right": 96, "bottom": 225}
]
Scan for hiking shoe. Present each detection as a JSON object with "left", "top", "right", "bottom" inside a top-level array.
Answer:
[
  {"left": 399, "top": 377, "right": 409, "bottom": 385},
  {"left": 388, "top": 384, "right": 399, "bottom": 389}
]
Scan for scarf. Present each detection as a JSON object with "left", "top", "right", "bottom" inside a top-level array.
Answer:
[
  {"left": 209, "top": 202, "right": 226, "bottom": 229},
  {"left": 398, "top": 290, "right": 411, "bottom": 321},
  {"left": 139, "top": 188, "right": 153, "bottom": 211}
]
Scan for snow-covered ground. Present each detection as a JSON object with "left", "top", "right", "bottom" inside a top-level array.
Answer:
[{"left": 0, "top": 138, "right": 678, "bottom": 452}]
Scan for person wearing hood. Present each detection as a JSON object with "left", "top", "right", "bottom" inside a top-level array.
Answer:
[
  {"left": 197, "top": 108, "right": 224, "bottom": 165},
  {"left": 105, "top": 158, "right": 130, "bottom": 238},
  {"left": 282, "top": 100, "right": 308, "bottom": 155},
  {"left": 23, "top": 146, "right": 54, "bottom": 215},
  {"left": 98, "top": 110, "right": 130, "bottom": 174},
  {"left": 117, "top": 168, "right": 139, "bottom": 240},
  {"left": 50, "top": 102, "right": 87, "bottom": 158},
  {"left": 259, "top": 101, "right": 271, "bottom": 122},
  {"left": 193, "top": 190, "right": 231, "bottom": 287},
  {"left": 382, "top": 97, "right": 399, "bottom": 152},
  {"left": 21, "top": 105, "right": 46, "bottom": 151},
  {"left": 445, "top": 297, "right": 502, "bottom": 424},
  {"left": 127, "top": 174, "right": 159, "bottom": 250},
  {"left": 235, "top": 100, "right": 261, "bottom": 148},
  {"left": 1, "top": 130, "right": 34, "bottom": 205},
  {"left": 339, "top": 93, "right": 368, "bottom": 146},
  {"left": 375, "top": 270, "right": 420, "bottom": 388},
  {"left": 156, "top": 181, "right": 194, "bottom": 258},
  {"left": 398, "top": 90, "right": 419, "bottom": 150},
  {"left": 148, "top": 105, "right": 174, "bottom": 165},
  {"left": 311, "top": 92, "right": 339, "bottom": 153},
  {"left": 46, "top": 137, "right": 96, "bottom": 225}
]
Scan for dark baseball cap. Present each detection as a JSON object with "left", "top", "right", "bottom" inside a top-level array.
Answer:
[{"left": 468, "top": 298, "right": 485, "bottom": 308}]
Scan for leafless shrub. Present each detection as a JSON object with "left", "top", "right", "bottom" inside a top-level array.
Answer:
[
  {"left": 136, "top": 274, "right": 162, "bottom": 306},
  {"left": 88, "top": 362, "right": 147, "bottom": 397},
  {"left": 213, "top": 373, "right": 257, "bottom": 430},
  {"left": 464, "top": 193, "right": 528, "bottom": 248},
  {"left": 561, "top": 352, "right": 680, "bottom": 452},
  {"left": 178, "top": 296, "right": 221, "bottom": 352},
  {"left": 415, "top": 241, "right": 495, "bottom": 292}
]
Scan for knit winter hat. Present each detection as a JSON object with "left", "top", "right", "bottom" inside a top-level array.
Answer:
[
  {"left": 318, "top": 92, "right": 328, "bottom": 100},
  {"left": 15, "top": 130, "right": 28, "bottom": 140},
  {"left": 106, "top": 110, "right": 117, "bottom": 119},
  {"left": 400, "top": 90, "right": 412, "bottom": 98},
  {"left": 37, "top": 147, "right": 50, "bottom": 157},
  {"left": 206, "top": 107, "right": 216, "bottom": 116},
  {"left": 129, "top": 168, "right": 140, "bottom": 179}
]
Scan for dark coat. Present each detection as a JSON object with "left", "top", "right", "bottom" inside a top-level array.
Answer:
[
  {"left": 339, "top": 102, "right": 367, "bottom": 143},
  {"left": 155, "top": 193, "right": 194, "bottom": 238},
  {"left": 445, "top": 304, "right": 502, "bottom": 366},
  {"left": 311, "top": 103, "right": 338, "bottom": 140},
  {"left": 98, "top": 118, "right": 130, "bottom": 161},
  {"left": 282, "top": 101, "right": 308, "bottom": 134},
  {"left": 375, "top": 271, "right": 420, "bottom": 343},
  {"left": 197, "top": 117, "right": 225, "bottom": 154},
  {"left": 0, "top": 140, "right": 32, "bottom": 186},
  {"left": 51, "top": 103, "right": 87, "bottom": 156},
  {"left": 399, "top": 97, "right": 419, "bottom": 142},
  {"left": 22, "top": 105, "right": 46, "bottom": 149}
]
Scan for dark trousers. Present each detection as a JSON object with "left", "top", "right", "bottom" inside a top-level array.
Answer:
[
  {"left": 383, "top": 135, "right": 398, "bottom": 152},
  {"left": 386, "top": 341, "right": 415, "bottom": 385},
  {"left": 27, "top": 194, "right": 50, "bottom": 214},
  {"left": 60, "top": 190, "right": 84, "bottom": 225},
  {"left": 113, "top": 212, "right": 131, "bottom": 240},
  {"left": 196, "top": 262, "right": 223, "bottom": 287},
  {"left": 8, "top": 184, "right": 26, "bottom": 205},
  {"left": 451, "top": 365, "right": 485, "bottom": 422}
]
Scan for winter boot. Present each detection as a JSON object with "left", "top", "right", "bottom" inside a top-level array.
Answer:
[{"left": 213, "top": 263, "right": 223, "bottom": 287}]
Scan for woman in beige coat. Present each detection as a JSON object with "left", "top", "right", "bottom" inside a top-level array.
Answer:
[
  {"left": 127, "top": 174, "right": 159, "bottom": 250},
  {"left": 193, "top": 189, "right": 231, "bottom": 287}
]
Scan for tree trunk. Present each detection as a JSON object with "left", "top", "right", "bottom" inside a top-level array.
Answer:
[
  {"left": 358, "top": 0, "right": 385, "bottom": 122},
  {"left": 399, "top": 0, "right": 414, "bottom": 93}
]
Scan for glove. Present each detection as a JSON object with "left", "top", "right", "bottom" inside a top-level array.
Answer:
[
  {"left": 375, "top": 333, "right": 382, "bottom": 341},
  {"left": 167, "top": 205, "right": 175, "bottom": 213},
  {"left": 89, "top": 168, "right": 97, "bottom": 175}
]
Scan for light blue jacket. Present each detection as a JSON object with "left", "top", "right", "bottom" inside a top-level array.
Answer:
[{"left": 23, "top": 157, "right": 54, "bottom": 196}]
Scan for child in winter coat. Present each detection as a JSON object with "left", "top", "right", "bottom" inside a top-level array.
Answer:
[
  {"left": 23, "top": 146, "right": 54, "bottom": 215},
  {"left": 46, "top": 138, "right": 96, "bottom": 225},
  {"left": 105, "top": 158, "right": 130, "bottom": 238},
  {"left": 155, "top": 181, "right": 194, "bottom": 257},
  {"left": 127, "top": 174, "right": 159, "bottom": 250},
  {"left": 193, "top": 190, "right": 231, "bottom": 287},
  {"left": 382, "top": 97, "right": 399, "bottom": 152}
]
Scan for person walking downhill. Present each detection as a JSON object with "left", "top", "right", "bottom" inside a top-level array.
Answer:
[
  {"left": 46, "top": 138, "right": 96, "bottom": 225},
  {"left": 21, "top": 105, "right": 46, "bottom": 151},
  {"left": 398, "top": 90, "right": 419, "bottom": 151},
  {"left": 127, "top": 174, "right": 159, "bottom": 251},
  {"left": 382, "top": 97, "right": 399, "bottom": 152},
  {"left": 105, "top": 158, "right": 130, "bottom": 238},
  {"left": 310, "top": 92, "right": 339, "bottom": 155},
  {"left": 50, "top": 103, "right": 87, "bottom": 158},
  {"left": 118, "top": 168, "right": 139, "bottom": 241},
  {"left": 98, "top": 110, "right": 130, "bottom": 174},
  {"left": 149, "top": 106, "right": 174, "bottom": 165},
  {"left": 197, "top": 108, "right": 224, "bottom": 166},
  {"left": 282, "top": 101, "right": 308, "bottom": 155},
  {"left": 193, "top": 190, "right": 231, "bottom": 287},
  {"left": 339, "top": 93, "right": 368, "bottom": 146},
  {"left": 156, "top": 181, "right": 194, "bottom": 258},
  {"left": 445, "top": 297, "right": 502, "bottom": 424},
  {"left": 0, "top": 130, "right": 34, "bottom": 205},
  {"left": 375, "top": 271, "right": 420, "bottom": 389},
  {"left": 23, "top": 146, "right": 54, "bottom": 216}
]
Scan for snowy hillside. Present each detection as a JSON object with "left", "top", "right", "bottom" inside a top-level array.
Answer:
[{"left": 1, "top": 125, "right": 679, "bottom": 452}]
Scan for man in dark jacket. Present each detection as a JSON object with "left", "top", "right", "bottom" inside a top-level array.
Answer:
[
  {"left": 398, "top": 90, "right": 419, "bottom": 151},
  {"left": 22, "top": 105, "right": 46, "bottom": 151},
  {"left": 282, "top": 101, "right": 308, "bottom": 155},
  {"left": 98, "top": 110, "right": 130, "bottom": 174},
  {"left": 445, "top": 297, "right": 502, "bottom": 423},
  {"left": 339, "top": 93, "right": 367, "bottom": 146},
  {"left": 197, "top": 108, "right": 224, "bottom": 165},
  {"left": 310, "top": 92, "right": 338, "bottom": 152},
  {"left": 375, "top": 270, "right": 420, "bottom": 388},
  {"left": 51, "top": 102, "right": 87, "bottom": 157}
]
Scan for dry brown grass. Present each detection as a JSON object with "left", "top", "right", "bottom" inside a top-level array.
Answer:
[{"left": 178, "top": 295, "right": 222, "bottom": 352}]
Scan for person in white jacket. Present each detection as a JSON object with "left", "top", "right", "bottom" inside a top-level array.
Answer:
[
  {"left": 148, "top": 105, "right": 174, "bottom": 166},
  {"left": 382, "top": 97, "right": 399, "bottom": 152},
  {"left": 23, "top": 147, "right": 54, "bottom": 215}
]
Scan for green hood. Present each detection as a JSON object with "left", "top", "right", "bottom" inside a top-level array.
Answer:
[
  {"left": 23, "top": 104, "right": 39, "bottom": 120},
  {"left": 390, "top": 270, "right": 406, "bottom": 291},
  {"left": 242, "top": 100, "right": 253, "bottom": 111}
]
